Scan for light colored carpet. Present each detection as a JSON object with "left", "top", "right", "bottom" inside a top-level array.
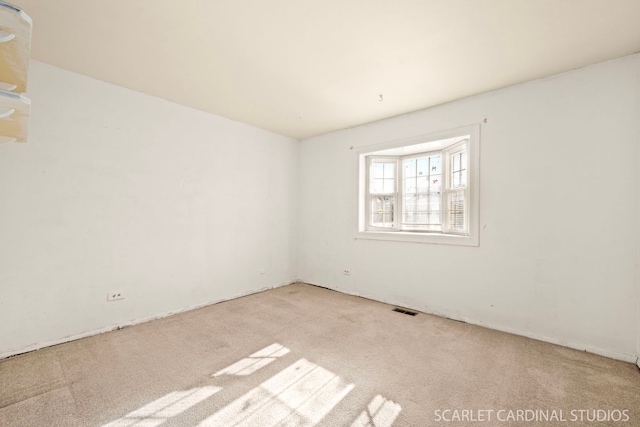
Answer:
[{"left": 1, "top": 283, "right": 639, "bottom": 426}]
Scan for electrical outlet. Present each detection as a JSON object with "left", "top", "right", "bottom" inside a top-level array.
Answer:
[
  {"left": 342, "top": 269, "right": 351, "bottom": 275},
  {"left": 107, "top": 291, "right": 124, "bottom": 301}
]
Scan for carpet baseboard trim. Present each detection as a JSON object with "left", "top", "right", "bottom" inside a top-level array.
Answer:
[
  {"left": 310, "top": 282, "right": 637, "bottom": 364},
  {"left": 0, "top": 279, "right": 299, "bottom": 360}
]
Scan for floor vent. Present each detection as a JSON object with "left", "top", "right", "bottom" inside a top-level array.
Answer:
[{"left": 392, "top": 308, "right": 418, "bottom": 316}]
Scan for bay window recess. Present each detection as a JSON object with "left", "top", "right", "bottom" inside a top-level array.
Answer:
[{"left": 356, "top": 125, "right": 479, "bottom": 246}]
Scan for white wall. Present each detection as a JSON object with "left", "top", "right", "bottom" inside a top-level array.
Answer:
[
  {"left": 0, "top": 61, "right": 298, "bottom": 357},
  {"left": 2, "top": 56, "right": 639, "bottom": 363},
  {"left": 299, "top": 54, "right": 640, "bottom": 362}
]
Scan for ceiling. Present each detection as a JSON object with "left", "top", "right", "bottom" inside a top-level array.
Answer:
[{"left": 12, "top": 0, "right": 640, "bottom": 140}]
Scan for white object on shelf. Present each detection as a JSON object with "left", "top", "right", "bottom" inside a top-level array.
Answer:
[
  {"left": 0, "top": 2, "right": 31, "bottom": 94},
  {"left": 0, "top": 29, "right": 15, "bottom": 43},
  {"left": 0, "top": 89, "right": 30, "bottom": 143},
  {"left": 0, "top": 81, "right": 16, "bottom": 90},
  {"left": 0, "top": 107, "right": 14, "bottom": 118}
]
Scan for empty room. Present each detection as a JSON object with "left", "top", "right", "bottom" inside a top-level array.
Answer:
[{"left": 1, "top": 0, "right": 640, "bottom": 426}]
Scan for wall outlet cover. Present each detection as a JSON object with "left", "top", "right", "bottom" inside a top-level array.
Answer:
[{"left": 107, "top": 291, "right": 124, "bottom": 301}]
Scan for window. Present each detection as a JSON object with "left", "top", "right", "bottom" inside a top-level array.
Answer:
[{"left": 356, "top": 125, "right": 479, "bottom": 246}]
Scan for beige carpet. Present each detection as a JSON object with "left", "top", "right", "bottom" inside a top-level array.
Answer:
[{"left": 1, "top": 283, "right": 639, "bottom": 427}]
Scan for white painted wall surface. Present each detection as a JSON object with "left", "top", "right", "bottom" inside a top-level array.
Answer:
[
  {"left": 0, "top": 61, "right": 298, "bottom": 357},
  {"left": 299, "top": 54, "right": 640, "bottom": 362}
]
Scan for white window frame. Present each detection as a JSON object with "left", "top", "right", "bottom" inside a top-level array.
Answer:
[
  {"left": 365, "top": 157, "right": 399, "bottom": 231},
  {"left": 355, "top": 124, "right": 480, "bottom": 246}
]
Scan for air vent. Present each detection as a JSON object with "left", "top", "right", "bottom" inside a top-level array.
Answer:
[{"left": 392, "top": 308, "right": 418, "bottom": 316}]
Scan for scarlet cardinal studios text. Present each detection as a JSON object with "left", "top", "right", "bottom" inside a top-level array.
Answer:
[{"left": 433, "top": 409, "right": 630, "bottom": 423}]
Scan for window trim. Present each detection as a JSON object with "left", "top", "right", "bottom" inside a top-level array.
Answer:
[{"left": 355, "top": 124, "right": 480, "bottom": 246}]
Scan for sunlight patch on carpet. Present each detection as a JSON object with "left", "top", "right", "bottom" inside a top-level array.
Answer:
[
  {"left": 102, "top": 386, "right": 221, "bottom": 427},
  {"left": 350, "top": 395, "right": 402, "bottom": 427},
  {"left": 199, "top": 358, "right": 354, "bottom": 427},
  {"left": 213, "top": 343, "right": 290, "bottom": 377}
]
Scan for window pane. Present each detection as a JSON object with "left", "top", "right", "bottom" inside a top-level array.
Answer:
[
  {"left": 370, "top": 196, "right": 394, "bottom": 228},
  {"left": 417, "top": 195, "right": 428, "bottom": 211},
  {"left": 414, "top": 213, "right": 427, "bottom": 224},
  {"left": 428, "top": 213, "right": 441, "bottom": 225},
  {"left": 403, "top": 193, "right": 418, "bottom": 224},
  {"left": 402, "top": 192, "right": 442, "bottom": 227},
  {"left": 371, "top": 196, "right": 383, "bottom": 213},
  {"left": 404, "top": 159, "right": 416, "bottom": 178},
  {"left": 448, "top": 192, "right": 465, "bottom": 230},
  {"left": 451, "top": 150, "right": 467, "bottom": 189},
  {"left": 404, "top": 195, "right": 417, "bottom": 211},
  {"left": 405, "top": 177, "right": 416, "bottom": 193},
  {"left": 430, "top": 156, "right": 442, "bottom": 174},
  {"left": 403, "top": 211, "right": 414, "bottom": 223},
  {"left": 417, "top": 176, "right": 428, "bottom": 192},
  {"left": 372, "top": 178, "right": 384, "bottom": 193},
  {"left": 384, "top": 163, "right": 395, "bottom": 178},
  {"left": 416, "top": 158, "right": 428, "bottom": 177},
  {"left": 373, "top": 163, "right": 384, "bottom": 178},
  {"left": 453, "top": 152, "right": 461, "bottom": 172},
  {"left": 383, "top": 196, "right": 393, "bottom": 211},
  {"left": 430, "top": 174, "right": 441, "bottom": 192},
  {"left": 370, "top": 161, "right": 396, "bottom": 194},
  {"left": 428, "top": 194, "right": 440, "bottom": 211},
  {"left": 372, "top": 196, "right": 394, "bottom": 212},
  {"left": 383, "top": 179, "right": 395, "bottom": 193}
]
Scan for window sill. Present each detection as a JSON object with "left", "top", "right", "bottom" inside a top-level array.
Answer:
[{"left": 355, "top": 230, "right": 479, "bottom": 246}]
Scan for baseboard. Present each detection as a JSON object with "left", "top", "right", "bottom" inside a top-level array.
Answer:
[
  {"left": 309, "top": 282, "right": 638, "bottom": 365},
  {"left": 0, "top": 279, "right": 297, "bottom": 360},
  {"left": 4, "top": 279, "right": 635, "bottom": 366}
]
